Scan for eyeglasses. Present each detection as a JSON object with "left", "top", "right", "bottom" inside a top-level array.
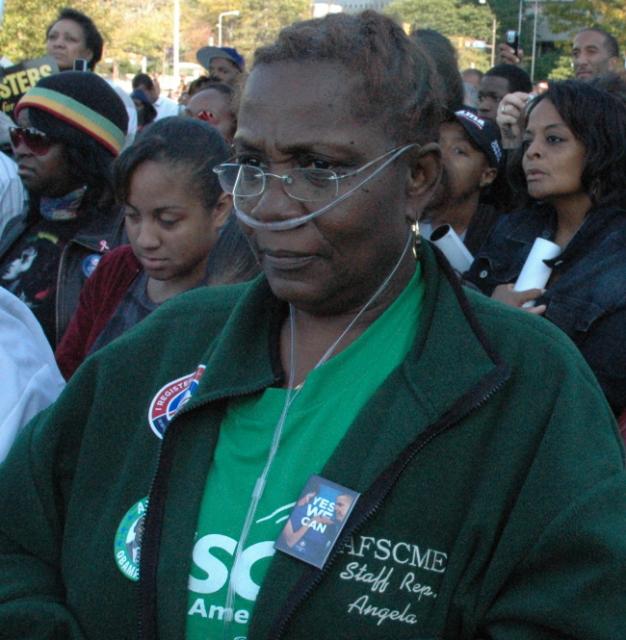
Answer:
[
  {"left": 213, "top": 146, "right": 414, "bottom": 207},
  {"left": 9, "top": 126, "right": 53, "bottom": 156}
]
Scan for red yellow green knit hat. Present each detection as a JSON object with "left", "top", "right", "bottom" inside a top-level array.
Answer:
[{"left": 15, "top": 71, "right": 128, "bottom": 156}]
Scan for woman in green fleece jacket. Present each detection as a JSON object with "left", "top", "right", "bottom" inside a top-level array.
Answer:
[{"left": 1, "top": 11, "right": 626, "bottom": 640}]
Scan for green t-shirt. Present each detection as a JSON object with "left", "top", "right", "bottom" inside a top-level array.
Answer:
[{"left": 186, "top": 266, "right": 425, "bottom": 640}]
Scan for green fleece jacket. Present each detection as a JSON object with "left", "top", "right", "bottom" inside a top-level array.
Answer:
[{"left": 1, "top": 244, "right": 626, "bottom": 640}]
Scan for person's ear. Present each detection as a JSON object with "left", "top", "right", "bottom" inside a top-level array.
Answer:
[
  {"left": 211, "top": 192, "right": 232, "bottom": 231},
  {"left": 608, "top": 56, "right": 621, "bottom": 71},
  {"left": 405, "top": 142, "right": 442, "bottom": 222},
  {"left": 479, "top": 166, "right": 498, "bottom": 188}
]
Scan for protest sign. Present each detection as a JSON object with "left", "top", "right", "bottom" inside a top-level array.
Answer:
[{"left": 0, "top": 56, "right": 59, "bottom": 118}]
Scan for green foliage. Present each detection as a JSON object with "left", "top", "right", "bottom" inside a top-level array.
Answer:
[
  {"left": 543, "top": 0, "right": 626, "bottom": 54},
  {"left": 106, "top": 0, "right": 173, "bottom": 62},
  {"left": 9, "top": 0, "right": 595, "bottom": 81},
  {"left": 0, "top": 0, "right": 165, "bottom": 67},
  {"left": 546, "top": 55, "right": 573, "bottom": 80},
  {"left": 532, "top": 46, "right": 571, "bottom": 81},
  {"left": 384, "top": 0, "right": 496, "bottom": 72},
  {"left": 386, "top": 0, "right": 495, "bottom": 43},
  {"left": 489, "top": 0, "right": 626, "bottom": 82},
  {"left": 0, "top": 0, "right": 64, "bottom": 63},
  {"left": 488, "top": 0, "right": 521, "bottom": 33},
  {"left": 236, "top": 0, "right": 309, "bottom": 62},
  {"left": 0, "top": 0, "right": 308, "bottom": 72},
  {"left": 458, "top": 45, "right": 493, "bottom": 72}
]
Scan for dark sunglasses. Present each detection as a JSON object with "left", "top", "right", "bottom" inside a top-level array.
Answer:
[{"left": 9, "top": 126, "right": 53, "bottom": 156}]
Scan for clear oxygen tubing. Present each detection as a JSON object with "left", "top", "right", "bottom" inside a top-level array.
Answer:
[
  {"left": 233, "top": 143, "right": 426, "bottom": 232},
  {"left": 222, "top": 227, "right": 415, "bottom": 639}
]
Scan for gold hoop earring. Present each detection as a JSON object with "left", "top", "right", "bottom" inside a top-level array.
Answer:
[{"left": 411, "top": 221, "right": 421, "bottom": 260}]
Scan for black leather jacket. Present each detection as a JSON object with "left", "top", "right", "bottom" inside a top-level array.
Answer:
[
  {"left": 0, "top": 206, "right": 125, "bottom": 346},
  {"left": 465, "top": 203, "right": 626, "bottom": 413}
]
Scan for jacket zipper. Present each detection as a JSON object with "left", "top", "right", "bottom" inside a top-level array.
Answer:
[
  {"left": 268, "top": 364, "right": 510, "bottom": 640},
  {"left": 55, "top": 243, "right": 69, "bottom": 346},
  {"left": 137, "top": 379, "right": 278, "bottom": 640},
  {"left": 54, "top": 237, "right": 105, "bottom": 345},
  {"left": 267, "top": 249, "right": 512, "bottom": 639},
  {"left": 138, "top": 249, "right": 510, "bottom": 639}
]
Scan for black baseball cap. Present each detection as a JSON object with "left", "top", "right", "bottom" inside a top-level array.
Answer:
[{"left": 453, "top": 109, "right": 503, "bottom": 169}]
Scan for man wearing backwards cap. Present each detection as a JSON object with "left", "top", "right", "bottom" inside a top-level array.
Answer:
[
  {"left": 0, "top": 71, "right": 128, "bottom": 349},
  {"left": 421, "top": 108, "right": 503, "bottom": 254},
  {"left": 196, "top": 46, "right": 245, "bottom": 85}
]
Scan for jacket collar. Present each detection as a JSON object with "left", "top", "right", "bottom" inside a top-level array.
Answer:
[
  {"left": 141, "top": 243, "right": 510, "bottom": 640},
  {"left": 186, "top": 243, "right": 504, "bottom": 426},
  {"left": 68, "top": 205, "right": 126, "bottom": 252},
  {"left": 246, "top": 244, "right": 510, "bottom": 639},
  {"left": 503, "top": 202, "right": 626, "bottom": 261}
]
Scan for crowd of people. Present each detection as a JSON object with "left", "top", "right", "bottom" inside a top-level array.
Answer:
[{"left": 1, "top": 6, "right": 626, "bottom": 640}]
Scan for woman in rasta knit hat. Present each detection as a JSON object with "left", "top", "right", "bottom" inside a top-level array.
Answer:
[{"left": 0, "top": 71, "right": 128, "bottom": 348}]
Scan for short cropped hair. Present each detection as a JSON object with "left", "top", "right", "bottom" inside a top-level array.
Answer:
[
  {"left": 485, "top": 64, "right": 532, "bottom": 93},
  {"left": 576, "top": 27, "right": 620, "bottom": 58},
  {"left": 512, "top": 80, "right": 626, "bottom": 207},
  {"left": 253, "top": 11, "right": 444, "bottom": 146},
  {"left": 411, "top": 29, "right": 464, "bottom": 112},
  {"left": 132, "top": 73, "right": 154, "bottom": 91},
  {"left": 47, "top": 8, "right": 103, "bottom": 70}
]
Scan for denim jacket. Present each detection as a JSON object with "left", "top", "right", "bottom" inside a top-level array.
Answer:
[{"left": 464, "top": 203, "right": 626, "bottom": 413}]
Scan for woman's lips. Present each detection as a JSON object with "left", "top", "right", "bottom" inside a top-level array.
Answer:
[
  {"left": 139, "top": 256, "right": 168, "bottom": 269},
  {"left": 525, "top": 169, "right": 546, "bottom": 181},
  {"left": 261, "top": 250, "right": 317, "bottom": 270}
]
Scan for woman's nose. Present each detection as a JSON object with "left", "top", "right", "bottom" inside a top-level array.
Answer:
[
  {"left": 246, "top": 173, "right": 305, "bottom": 225},
  {"left": 135, "top": 223, "right": 160, "bottom": 249},
  {"left": 525, "top": 139, "right": 541, "bottom": 157}
]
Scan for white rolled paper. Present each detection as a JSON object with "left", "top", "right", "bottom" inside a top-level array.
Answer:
[
  {"left": 430, "top": 224, "right": 474, "bottom": 273},
  {"left": 513, "top": 237, "right": 561, "bottom": 292}
]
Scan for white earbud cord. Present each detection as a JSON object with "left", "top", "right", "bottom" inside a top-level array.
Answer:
[{"left": 222, "top": 229, "right": 414, "bottom": 639}]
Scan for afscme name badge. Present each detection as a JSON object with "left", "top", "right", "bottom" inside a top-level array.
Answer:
[{"left": 275, "top": 475, "right": 360, "bottom": 569}]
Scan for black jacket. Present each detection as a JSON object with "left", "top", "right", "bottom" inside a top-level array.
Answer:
[
  {"left": 465, "top": 203, "right": 626, "bottom": 413},
  {"left": 0, "top": 205, "right": 125, "bottom": 346}
]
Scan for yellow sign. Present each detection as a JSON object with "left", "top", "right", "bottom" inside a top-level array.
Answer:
[{"left": 0, "top": 56, "right": 59, "bottom": 117}]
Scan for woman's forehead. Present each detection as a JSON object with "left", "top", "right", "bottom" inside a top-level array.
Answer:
[
  {"left": 50, "top": 18, "right": 84, "bottom": 36},
  {"left": 237, "top": 61, "right": 385, "bottom": 152},
  {"left": 242, "top": 61, "right": 356, "bottom": 112}
]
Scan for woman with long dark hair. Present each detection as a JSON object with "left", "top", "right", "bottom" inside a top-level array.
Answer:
[{"left": 465, "top": 80, "right": 626, "bottom": 413}]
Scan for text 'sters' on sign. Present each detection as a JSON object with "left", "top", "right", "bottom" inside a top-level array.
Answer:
[{"left": 0, "top": 56, "right": 60, "bottom": 119}]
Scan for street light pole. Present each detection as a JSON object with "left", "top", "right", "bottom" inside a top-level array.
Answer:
[
  {"left": 173, "top": 0, "right": 180, "bottom": 84},
  {"left": 217, "top": 10, "right": 240, "bottom": 47},
  {"left": 491, "top": 15, "right": 496, "bottom": 66},
  {"left": 530, "top": 0, "right": 539, "bottom": 81},
  {"left": 477, "top": 0, "right": 496, "bottom": 66}
]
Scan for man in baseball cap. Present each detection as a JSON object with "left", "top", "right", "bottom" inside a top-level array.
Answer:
[
  {"left": 196, "top": 46, "right": 245, "bottom": 85},
  {"left": 422, "top": 108, "right": 504, "bottom": 254}
]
